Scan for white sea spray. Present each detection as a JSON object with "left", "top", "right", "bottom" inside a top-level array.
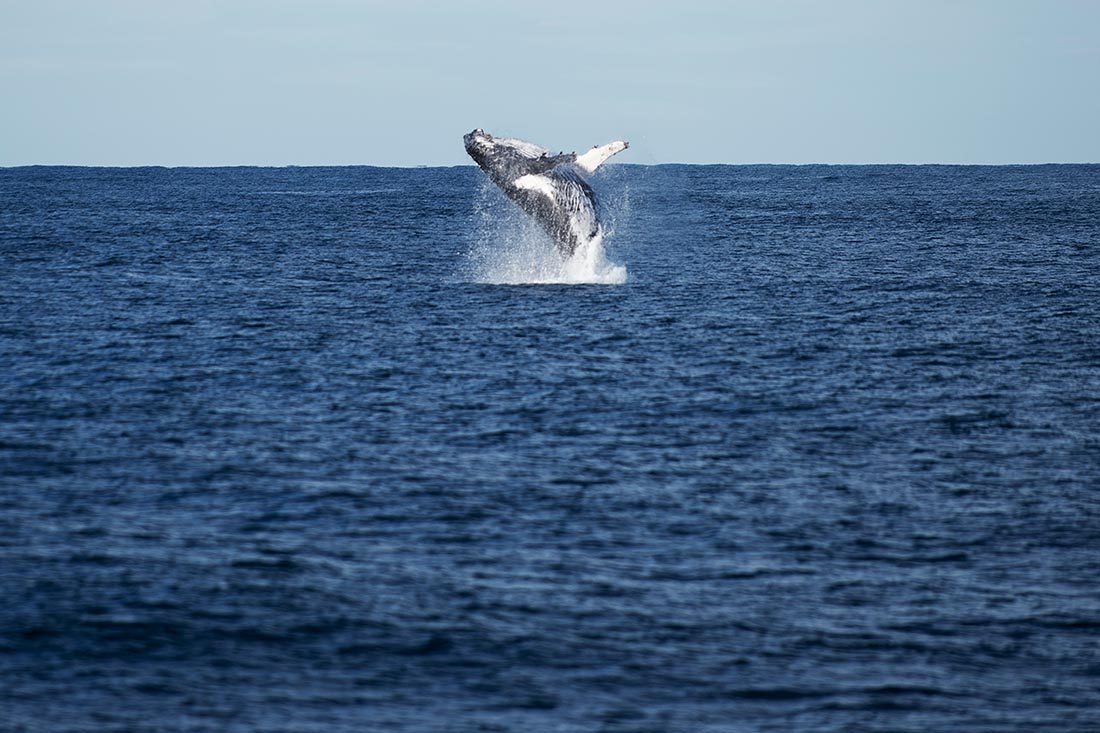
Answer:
[{"left": 466, "top": 178, "right": 628, "bottom": 285}]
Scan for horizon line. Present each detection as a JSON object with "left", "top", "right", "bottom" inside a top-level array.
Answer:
[{"left": 3, "top": 161, "right": 1099, "bottom": 170}]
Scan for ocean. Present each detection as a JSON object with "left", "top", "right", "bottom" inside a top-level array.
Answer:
[{"left": 1, "top": 163, "right": 1098, "bottom": 732}]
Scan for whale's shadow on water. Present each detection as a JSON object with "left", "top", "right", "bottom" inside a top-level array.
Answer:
[{"left": 464, "top": 177, "right": 630, "bottom": 286}]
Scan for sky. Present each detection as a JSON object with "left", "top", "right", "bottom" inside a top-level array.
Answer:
[{"left": 2, "top": 0, "right": 1098, "bottom": 166}]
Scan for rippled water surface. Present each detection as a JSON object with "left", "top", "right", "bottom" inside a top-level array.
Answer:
[{"left": 2, "top": 164, "right": 1099, "bottom": 732}]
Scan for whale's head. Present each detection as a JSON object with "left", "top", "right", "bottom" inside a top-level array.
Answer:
[
  {"left": 463, "top": 129, "right": 496, "bottom": 170},
  {"left": 464, "top": 128, "right": 556, "bottom": 181}
]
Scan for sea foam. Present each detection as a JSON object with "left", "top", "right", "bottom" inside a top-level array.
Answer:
[{"left": 466, "top": 180, "right": 627, "bottom": 285}]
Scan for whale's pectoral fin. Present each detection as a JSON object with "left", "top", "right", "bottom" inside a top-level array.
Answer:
[{"left": 574, "top": 140, "right": 629, "bottom": 174}]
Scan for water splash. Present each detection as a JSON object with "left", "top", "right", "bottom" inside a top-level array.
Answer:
[{"left": 465, "top": 180, "right": 628, "bottom": 285}]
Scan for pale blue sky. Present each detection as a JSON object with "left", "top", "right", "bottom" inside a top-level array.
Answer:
[{"left": 2, "top": 1, "right": 1098, "bottom": 166}]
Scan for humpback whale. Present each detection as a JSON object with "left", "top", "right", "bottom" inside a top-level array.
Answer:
[{"left": 464, "top": 129, "right": 628, "bottom": 257}]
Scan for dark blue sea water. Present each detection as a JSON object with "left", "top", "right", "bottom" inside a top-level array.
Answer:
[{"left": 2, "top": 163, "right": 1099, "bottom": 732}]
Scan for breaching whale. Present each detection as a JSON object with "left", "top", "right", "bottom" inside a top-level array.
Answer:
[{"left": 464, "top": 129, "right": 628, "bottom": 257}]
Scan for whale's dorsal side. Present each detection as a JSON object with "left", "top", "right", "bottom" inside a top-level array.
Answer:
[{"left": 463, "top": 129, "right": 628, "bottom": 257}]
